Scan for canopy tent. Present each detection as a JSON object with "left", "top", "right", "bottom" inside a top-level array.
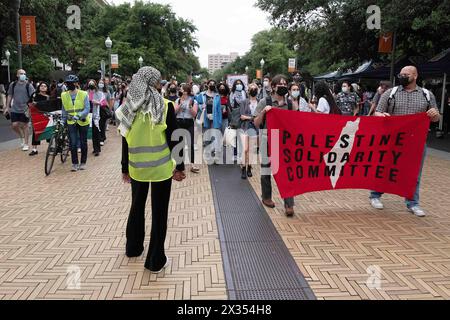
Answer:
[
  {"left": 313, "top": 70, "right": 342, "bottom": 81},
  {"left": 339, "top": 60, "right": 378, "bottom": 80}
]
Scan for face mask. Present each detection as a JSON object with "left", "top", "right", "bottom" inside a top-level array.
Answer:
[
  {"left": 398, "top": 76, "right": 411, "bottom": 87},
  {"left": 67, "top": 83, "right": 76, "bottom": 91},
  {"left": 342, "top": 87, "right": 350, "bottom": 93},
  {"left": 249, "top": 89, "right": 258, "bottom": 97},
  {"left": 99, "top": 84, "right": 104, "bottom": 89},
  {"left": 276, "top": 86, "right": 288, "bottom": 96},
  {"left": 263, "top": 81, "right": 269, "bottom": 88},
  {"left": 192, "top": 86, "right": 199, "bottom": 95},
  {"left": 169, "top": 87, "right": 177, "bottom": 94},
  {"left": 19, "top": 74, "right": 27, "bottom": 82},
  {"left": 236, "top": 84, "right": 243, "bottom": 92},
  {"left": 209, "top": 85, "right": 216, "bottom": 92},
  {"left": 178, "top": 91, "right": 183, "bottom": 97},
  {"left": 89, "top": 84, "right": 95, "bottom": 89},
  {"left": 293, "top": 76, "right": 301, "bottom": 83},
  {"left": 291, "top": 90, "right": 300, "bottom": 99},
  {"left": 219, "top": 88, "right": 226, "bottom": 95}
]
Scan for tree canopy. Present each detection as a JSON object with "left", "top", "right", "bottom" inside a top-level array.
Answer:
[{"left": 255, "top": 0, "right": 450, "bottom": 75}]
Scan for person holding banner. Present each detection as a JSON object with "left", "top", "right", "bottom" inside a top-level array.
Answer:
[
  {"left": 371, "top": 66, "right": 440, "bottom": 217},
  {"left": 61, "top": 74, "right": 90, "bottom": 172},
  {"left": 254, "top": 74, "right": 295, "bottom": 217}
]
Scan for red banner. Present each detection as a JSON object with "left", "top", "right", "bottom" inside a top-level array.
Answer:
[
  {"left": 266, "top": 110, "right": 429, "bottom": 199},
  {"left": 20, "top": 16, "right": 37, "bottom": 45}
]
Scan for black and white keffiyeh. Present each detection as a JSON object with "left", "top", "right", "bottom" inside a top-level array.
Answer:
[{"left": 116, "top": 66, "right": 164, "bottom": 137}]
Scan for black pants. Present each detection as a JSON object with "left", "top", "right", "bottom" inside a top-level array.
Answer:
[
  {"left": 92, "top": 122, "right": 101, "bottom": 153},
  {"left": 176, "top": 118, "right": 195, "bottom": 164},
  {"left": 126, "top": 178, "right": 172, "bottom": 270},
  {"left": 99, "top": 108, "right": 108, "bottom": 142}
]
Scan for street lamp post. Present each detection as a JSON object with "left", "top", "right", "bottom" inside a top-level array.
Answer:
[
  {"left": 245, "top": 66, "right": 249, "bottom": 77},
  {"left": 105, "top": 36, "right": 112, "bottom": 78},
  {"left": 5, "top": 50, "right": 11, "bottom": 83},
  {"left": 14, "top": 0, "right": 22, "bottom": 69},
  {"left": 138, "top": 56, "right": 143, "bottom": 68},
  {"left": 260, "top": 58, "right": 265, "bottom": 80}
]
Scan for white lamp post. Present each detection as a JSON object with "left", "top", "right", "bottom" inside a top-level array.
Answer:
[
  {"left": 260, "top": 58, "right": 265, "bottom": 79},
  {"left": 105, "top": 36, "right": 113, "bottom": 78},
  {"left": 138, "top": 56, "right": 143, "bottom": 68}
]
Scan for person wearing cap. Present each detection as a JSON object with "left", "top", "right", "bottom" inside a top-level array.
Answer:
[{"left": 61, "top": 75, "right": 90, "bottom": 172}]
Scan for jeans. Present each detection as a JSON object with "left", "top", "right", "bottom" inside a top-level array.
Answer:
[
  {"left": 176, "top": 118, "right": 195, "bottom": 164},
  {"left": 68, "top": 124, "right": 88, "bottom": 165},
  {"left": 370, "top": 147, "right": 427, "bottom": 208},
  {"left": 126, "top": 178, "right": 172, "bottom": 271}
]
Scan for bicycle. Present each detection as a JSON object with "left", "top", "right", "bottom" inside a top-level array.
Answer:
[{"left": 43, "top": 112, "right": 70, "bottom": 176}]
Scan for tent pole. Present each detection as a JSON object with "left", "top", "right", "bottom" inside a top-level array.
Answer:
[{"left": 439, "top": 73, "right": 447, "bottom": 131}]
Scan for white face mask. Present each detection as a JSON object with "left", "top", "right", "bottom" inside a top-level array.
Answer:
[
  {"left": 291, "top": 90, "right": 300, "bottom": 98},
  {"left": 99, "top": 83, "right": 105, "bottom": 89},
  {"left": 342, "top": 87, "right": 350, "bottom": 93},
  {"left": 263, "top": 81, "right": 269, "bottom": 88}
]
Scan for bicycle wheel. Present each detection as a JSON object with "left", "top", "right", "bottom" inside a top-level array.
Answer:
[
  {"left": 45, "top": 135, "right": 57, "bottom": 176},
  {"left": 60, "top": 132, "right": 70, "bottom": 163}
]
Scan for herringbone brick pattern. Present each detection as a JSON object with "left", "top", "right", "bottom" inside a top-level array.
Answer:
[
  {"left": 248, "top": 155, "right": 450, "bottom": 300},
  {"left": 0, "top": 130, "right": 226, "bottom": 300}
]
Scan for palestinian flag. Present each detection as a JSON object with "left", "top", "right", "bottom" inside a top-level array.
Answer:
[{"left": 29, "top": 103, "right": 93, "bottom": 141}]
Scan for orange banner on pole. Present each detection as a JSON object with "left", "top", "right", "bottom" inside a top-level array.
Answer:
[
  {"left": 20, "top": 16, "right": 37, "bottom": 45},
  {"left": 256, "top": 69, "right": 262, "bottom": 79},
  {"left": 378, "top": 33, "right": 393, "bottom": 53}
]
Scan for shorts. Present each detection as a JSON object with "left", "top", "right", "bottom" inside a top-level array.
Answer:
[{"left": 10, "top": 112, "right": 29, "bottom": 124}]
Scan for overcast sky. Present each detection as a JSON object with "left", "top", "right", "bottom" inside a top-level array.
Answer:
[{"left": 110, "top": 0, "right": 271, "bottom": 68}]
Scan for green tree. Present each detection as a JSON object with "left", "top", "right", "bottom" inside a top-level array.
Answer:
[{"left": 256, "top": 0, "right": 450, "bottom": 74}]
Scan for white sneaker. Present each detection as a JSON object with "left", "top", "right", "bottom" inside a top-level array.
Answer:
[
  {"left": 71, "top": 164, "right": 79, "bottom": 172},
  {"left": 78, "top": 163, "right": 86, "bottom": 171},
  {"left": 370, "top": 198, "right": 384, "bottom": 210},
  {"left": 408, "top": 206, "right": 426, "bottom": 217},
  {"left": 149, "top": 256, "right": 170, "bottom": 274},
  {"left": 77, "top": 148, "right": 81, "bottom": 153},
  {"left": 22, "top": 144, "right": 29, "bottom": 151},
  {"left": 20, "top": 139, "right": 25, "bottom": 148},
  {"left": 100, "top": 142, "right": 104, "bottom": 146}
]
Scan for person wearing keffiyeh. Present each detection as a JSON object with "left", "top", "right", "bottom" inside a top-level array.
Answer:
[{"left": 118, "top": 66, "right": 186, "bottom": 273}]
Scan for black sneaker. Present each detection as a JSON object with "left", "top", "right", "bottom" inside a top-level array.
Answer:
[
  {"left": 247, "top": 166, "right": 253, "bottom": 178},
  {"left": 29, "top": 150, "right": 38, "bottom": 156},
  {"left": 241, "top": 167, "right": 247, "bottom": 180}
]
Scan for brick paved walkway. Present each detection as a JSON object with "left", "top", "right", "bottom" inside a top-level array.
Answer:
[{"left": 0, "top": 129, "right": 449, "bottom": 300}]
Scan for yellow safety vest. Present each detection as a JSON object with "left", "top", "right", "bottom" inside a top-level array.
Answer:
[
  {"left": 126, "top": 99, "right": 176, "bottom": 182},
  {"left": 61, "top": 90, "right": 90, "bottom": 126}
]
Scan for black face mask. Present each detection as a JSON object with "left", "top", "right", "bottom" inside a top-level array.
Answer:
[
  {"left": 67, "top": 83, "right": 76, "bottom": 91},
  {"left": 169, "top": 88, "right": 177, "bottom": 94},
  {"left": 276, "top": 86, "right": 288, "bottom": 96},
  {"left": 249, "top": 89, "right": 258, "bottom": 97},
  {"left": 398, "top": 76, "right": 411, "bottom": 87},
  {"left": 178, "top": 91, "right": 183, "bottom": 97},
  {"left": 209, "top": 85, "right": 216, "bottom": 92},
  {"left": 219, "top": 88, "right": 226, "bottom": 95},
  {"left": 89, "top": 85, "right": 95, "bottom": 90}
]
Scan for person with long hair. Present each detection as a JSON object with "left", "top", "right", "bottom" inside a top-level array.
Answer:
[
  {"left": 310, "top": 81, "right": 340, "bottom": 114},
  {"left": 29, "top": 82, "right": 51, "bottom": 156}
]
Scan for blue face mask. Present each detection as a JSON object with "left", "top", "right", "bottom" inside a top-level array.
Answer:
[
  {"left": 19, "top": 74, "right": 27, "bottom": 82},
  {"left": 236, "top": 84, "right": 243, "bottom": 92},
  {"left": 291, "top": 91, "right": 300, "bottom": 99}
]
